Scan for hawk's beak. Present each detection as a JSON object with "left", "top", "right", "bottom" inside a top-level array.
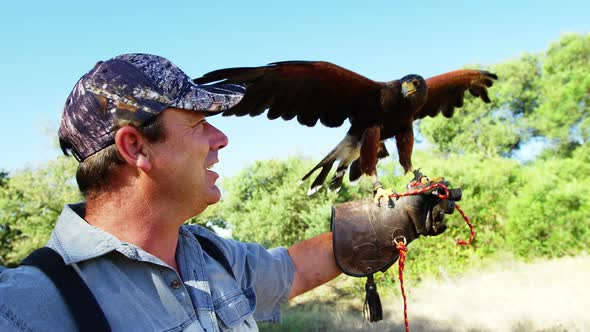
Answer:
[{"left": 401, "top": 81, "right": 416, "bottom": 97}]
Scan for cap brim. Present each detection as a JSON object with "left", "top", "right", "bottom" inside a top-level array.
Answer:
[{"left": 171, "top": 83, "right": 245, "bottom": 115}]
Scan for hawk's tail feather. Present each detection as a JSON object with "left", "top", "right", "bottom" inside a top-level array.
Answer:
[
  {"left": 348, "top": 159, "right": 362, "bottom": 183},
  {"left": 300, "top": 146, "right": 338, "bottom": 182},
  {"left": 328, "top": 164, "right": 349, "bottom": 193},
  {"left": 306, "top": 159, "right": 335, "bottom": 196},
  {"left": 300, "top": 148, "right": 339, "bottom": 196},
  {"left": 301, "top": 133, "right": 361, "bottom": 195}
]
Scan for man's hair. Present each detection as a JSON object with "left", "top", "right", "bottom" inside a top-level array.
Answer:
[{"left": 73, "top": 115, "right": 167, "bottom": 198}]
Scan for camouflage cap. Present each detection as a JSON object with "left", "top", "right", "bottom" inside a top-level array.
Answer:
[{"left": 59, "top": 53, "right": 245, "bottom": 162}]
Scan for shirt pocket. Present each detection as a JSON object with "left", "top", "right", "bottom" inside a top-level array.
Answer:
[{"left": 213, "top": 286, "right": 257, "bottom": 330}]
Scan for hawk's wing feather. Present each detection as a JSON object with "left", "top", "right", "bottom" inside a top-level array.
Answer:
[
  {"left": 194, "top": 61, "right": 383, "bottom": 128},
  {"left": 415, "top": 69, "right": 497, "bottom": 119}
]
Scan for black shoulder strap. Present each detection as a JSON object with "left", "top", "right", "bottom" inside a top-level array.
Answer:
[
  {"left": 19, "top": 237, "right": 231, "bottom": 332},
  {"left": 21, "top": 247, "right": 112, "bottom": 332},
  {"left": 195, "top": 234, "right": 236, "bottom": 279}
]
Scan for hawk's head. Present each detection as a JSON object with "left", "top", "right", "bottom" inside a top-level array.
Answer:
[{"left": 400, "top": 74, "right": 427, "bottom": 107}]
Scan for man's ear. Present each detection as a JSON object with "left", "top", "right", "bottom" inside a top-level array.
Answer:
[{"left": 114, "top": 126, "right": 152, "bottom": 172}]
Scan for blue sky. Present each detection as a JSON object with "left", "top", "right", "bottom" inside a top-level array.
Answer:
[{"left": 1, "top": 1, "right": 588, "bottom": 178}]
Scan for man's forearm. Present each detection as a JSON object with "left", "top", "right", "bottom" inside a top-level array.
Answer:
[{"left": 287, "top": 232, "right": 341, "bottom": 299}]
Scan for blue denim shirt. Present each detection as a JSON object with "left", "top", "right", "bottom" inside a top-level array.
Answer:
[{"left": 0, "top": 203, "right": 294, "bottom": 331}]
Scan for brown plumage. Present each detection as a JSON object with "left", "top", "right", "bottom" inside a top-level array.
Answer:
[{"left": 194, "top": 61, "right": 497, "bottom": 194}]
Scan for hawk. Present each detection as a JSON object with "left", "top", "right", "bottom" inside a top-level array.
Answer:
[{"left": 194, "top": 61, "right": 497, "bottom": 195}]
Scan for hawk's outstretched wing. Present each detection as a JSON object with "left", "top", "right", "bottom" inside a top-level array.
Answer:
[
  {"left": 415, "top": 69, "right": 498, "bottom": 119},
  {"left": 194, "top": 61, "right": 384, "bottom": 128}
]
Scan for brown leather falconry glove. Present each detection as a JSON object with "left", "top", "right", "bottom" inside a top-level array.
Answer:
[{"left": 331, "top": 170, "right": 462, "bottom": 321}]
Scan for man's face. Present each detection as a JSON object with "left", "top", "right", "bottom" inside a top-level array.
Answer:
[{"left": 148, "top": 108, "right": 228, "bottom": 214}]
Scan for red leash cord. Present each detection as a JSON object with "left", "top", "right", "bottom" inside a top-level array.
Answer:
[
  {"left": 394, "top": 237, "right": 409, "bottom": 332},
  {"left": 454, "top": 203, "right": 475, "bottom": 246},
  {"left": 391, "top": 183, "right": 475, "bottom": 332}
]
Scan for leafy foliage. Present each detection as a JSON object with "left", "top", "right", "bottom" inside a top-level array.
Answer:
[
  {"left": 211, "top": 157, "right": 372, "bottom": 247},
  {"left": 532, "top": 34, "right": 590, "bottom": 155},
  {"left": 505, "top": 144, "right": 590, "bottom": 259},
  {"left": 375, "top": 150, "right": 523, "bottom": 278},
  {"left": 0, "top": 157, "right": 79, "bottom": 266},
  {"left": 420, "top": 33, "right": 589, "bottom": 160},
  {"left": 418, "top": 56, "right": 536, "bottom": 156}
]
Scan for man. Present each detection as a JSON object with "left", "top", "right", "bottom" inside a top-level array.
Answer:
[{"left": 0, "top": 54, "right": 341, "bottom": 331}]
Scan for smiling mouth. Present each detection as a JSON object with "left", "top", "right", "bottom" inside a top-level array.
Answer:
[{"left": 206, "top": 160, "right": 219, "bottom": 170}]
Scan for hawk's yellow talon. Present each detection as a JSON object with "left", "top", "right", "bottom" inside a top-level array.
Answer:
[
  {"left": 430, "top": 176, "right": 445, "bottom": 184},
  {"left": 373, "top": 187, "right": 394, "bottom": 205}
]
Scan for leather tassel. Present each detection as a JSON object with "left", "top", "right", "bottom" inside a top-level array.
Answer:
[{"left": 363, "top": 274, "right": 383, "bottom": 322}]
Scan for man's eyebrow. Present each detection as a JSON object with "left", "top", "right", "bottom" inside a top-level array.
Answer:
[{"left": 189, "top": 114, "right": 206, "bottom": 125}]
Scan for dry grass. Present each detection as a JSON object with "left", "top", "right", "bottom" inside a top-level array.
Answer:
[{"left": 261, "top": 255, "right": 590, "bottom": 332}]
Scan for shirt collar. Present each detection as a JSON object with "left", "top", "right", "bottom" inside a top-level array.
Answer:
[{"left": 48, "top": 203, "right": 166, "bottom": 266}]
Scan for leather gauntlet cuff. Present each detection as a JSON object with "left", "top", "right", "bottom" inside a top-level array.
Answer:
[
  {"left": 332, "top": 183, "right": 461, "bottom": 277},
  {"left": 330, "top": 174, "right": 461, "bottom": 322},
  {"left": 332, "top": 197, "right": 420, "bottom": 277}
]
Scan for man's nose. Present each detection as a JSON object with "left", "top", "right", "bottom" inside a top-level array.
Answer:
[{"left": 208, "top": 123, "right": 228, "bottom": 150}]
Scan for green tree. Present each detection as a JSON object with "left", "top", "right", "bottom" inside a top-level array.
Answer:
[
  {"left": 505, "top": 144, "right": 590, "bottom": 259},
  {"left": 0, "top": 171, "right": 13, "bottom": 265},
  {"left": 533, "top": 34, "right": 590, "bottom": 156},
  {"left": 0, "top": 171, "right": 7, "bottom": 187},
  {"left": 209, "top": 157, "right": 372, "bottom": 248},
  {"left": 419, "top": 33, "right": 589, "bottom": 160},
  {"left": 375, "top": 150, "right": 524, "bottom": 278},
  {"left": 0, "top": 157, "right": 80, "bottom": 266},
  {"left": 418, "top": 56, "right": 536, "bottom": 156}
]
